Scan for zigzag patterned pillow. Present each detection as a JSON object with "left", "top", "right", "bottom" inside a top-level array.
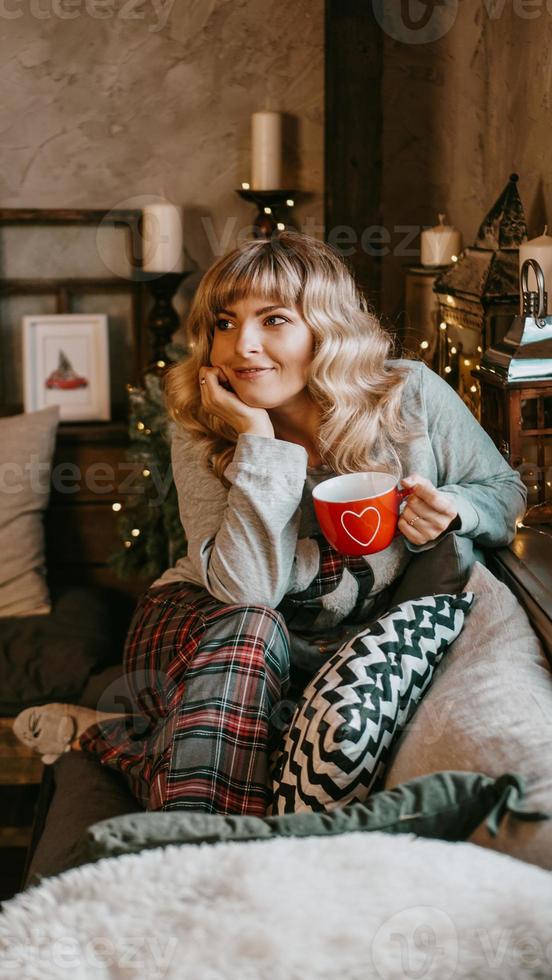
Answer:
[{"left": 270, "top": 592, "right": 475, "bottom": 814}]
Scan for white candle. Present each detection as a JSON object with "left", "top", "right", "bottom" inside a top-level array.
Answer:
[
  {"left": 519, "top": 226, "right": 552, "bottom": 313},
  {"left": 251, "top": 111, "right": 282, "bottom": 190},
  {"left": 142, "top": 203, "right": 184, "bottom": 273},
  {"left": 421, "top": 213, "right": 462, "bottom": 267}
]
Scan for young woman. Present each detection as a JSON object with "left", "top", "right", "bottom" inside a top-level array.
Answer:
[{"left": 14, "top": 231, "right": 527, "bottom": 815}]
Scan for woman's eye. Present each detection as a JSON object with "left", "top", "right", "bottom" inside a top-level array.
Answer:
[{"left": 215, "top": 315, "right": 286, "bottom": 331}]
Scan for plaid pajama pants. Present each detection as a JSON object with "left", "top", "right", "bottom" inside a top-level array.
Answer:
[{"left": 78, "top": 541, "right": 374, "bottom": 815}]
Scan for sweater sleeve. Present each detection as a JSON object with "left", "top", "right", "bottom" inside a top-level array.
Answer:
[
  {"left": 171, "top": 427, "right": 311, "bottom": 607},
  {"left": 406, "top": 363, "right": 527, "bottom": 553}
]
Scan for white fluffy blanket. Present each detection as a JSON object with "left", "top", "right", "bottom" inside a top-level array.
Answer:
[{"left": 1, "top": 832, "right": 552, "bottom": 979}]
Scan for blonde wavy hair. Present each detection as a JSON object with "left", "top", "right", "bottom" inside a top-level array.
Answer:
[{"left": 164, "top": 231, "right": 418, "bottom": 489}]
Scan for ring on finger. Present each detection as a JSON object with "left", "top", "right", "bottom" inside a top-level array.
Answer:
[{"left": 407, "top": 515, "right": 420, "bottom": 527}]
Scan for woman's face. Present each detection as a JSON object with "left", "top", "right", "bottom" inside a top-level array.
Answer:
[{"left": 209, "top": 293, "right": 315, "bottom": 409}]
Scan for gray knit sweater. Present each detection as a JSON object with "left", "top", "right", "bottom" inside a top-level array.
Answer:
[{"left": 151, "top": 360, "right": 527, "bottom": 667}]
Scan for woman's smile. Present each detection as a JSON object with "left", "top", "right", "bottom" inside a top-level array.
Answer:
[{"left": 234, "top": 367, "right": 275, "bottom": 381}]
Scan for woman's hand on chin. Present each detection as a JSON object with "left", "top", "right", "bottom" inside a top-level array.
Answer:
[
  {"left": 398, "top": 473, "right": 460, "bottom": 546},
  {"left": 199, "top": 366, "right": 275, "bottom": 438}
]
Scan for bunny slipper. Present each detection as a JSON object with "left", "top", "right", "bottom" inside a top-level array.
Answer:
[{"left": 12, "top": 704, "right": 120, "bottom": 764}]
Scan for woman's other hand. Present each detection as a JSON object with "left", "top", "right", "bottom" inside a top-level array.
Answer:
[
  {"left": 199, "top": 366, "right": 275, "bottom": 438},
  {"left": 398, "top": 473, "right": 459, "bottom": 546}
]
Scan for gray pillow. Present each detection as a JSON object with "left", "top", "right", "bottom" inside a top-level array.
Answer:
[
  {"left": 0, "top": 588, "right": 118, "bottom": 715},
  {"left": 0, "top": 406, "right": 59, "bottom": 617},
  {"left": 70, "top": 770, "right": 549, "bottom": 869},
  {"left": 384, "top": 561, "right": 552, "bottom": 870}
]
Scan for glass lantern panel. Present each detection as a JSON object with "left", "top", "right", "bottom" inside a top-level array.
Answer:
[
  {"left": 521, "top": 398, "right": 538, "bottom": 430},
  {"left": 437, "top": 317, "right": 482, "bottom": 420},
  {"left": 519, "top": 436, "right": 552, "bottom": 506},
  {"left": 480, "top": 385, "right": 507, "bottom": 454}
]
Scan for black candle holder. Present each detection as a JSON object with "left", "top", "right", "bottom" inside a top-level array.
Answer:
[
  {"left": 236, "top": 189, "right": 298, "bottom": 238},
  {"left": 140, "top": 271, "right": 191, "bottom": 374}
]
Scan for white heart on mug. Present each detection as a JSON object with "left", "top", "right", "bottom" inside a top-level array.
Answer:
[{"left": 340, "top": 506, "right": 381, "bottom": 548}]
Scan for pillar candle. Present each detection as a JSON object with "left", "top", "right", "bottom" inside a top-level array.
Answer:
[
  {"left": 519, "top": 227, "right": 552, "bottom": 313},
  {"left": 421, "top": 213, "right": 462, "bottom": 267},
  {"left": 251, "top": 111, "right": 282, "bottom": 190},
  {"left": 142, "top": 203, "right": 184, "bottom": 273}
]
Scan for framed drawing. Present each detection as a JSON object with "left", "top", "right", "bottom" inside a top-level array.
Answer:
[{"left": 23, "top": 314, "right": 110, "bottom": 421}]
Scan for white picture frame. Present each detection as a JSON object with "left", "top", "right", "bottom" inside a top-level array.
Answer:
[{"left": 22, "top": 314, "right": 110, "bottom": 421}]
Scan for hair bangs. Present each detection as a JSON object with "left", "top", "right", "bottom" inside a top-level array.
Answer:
[{"left": 205, "top": 243, "right": 304, "bottom": 319}]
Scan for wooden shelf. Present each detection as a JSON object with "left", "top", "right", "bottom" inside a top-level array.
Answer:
[
  {"left": 56, "top": 420, "right": 131, "bottom": 445},
  {"left": 0, "top": 719, "right": 43, "bottom": 787},
  {"left": 0, "top": 278, "right": 142, "bottom": 294},
  {"left": 0, "top": 208, "right": 142, "bottom": 224},
  {"left": 0, "top": 826, "right": 33, "bottom": 849},
  {"left": 0, "top": 206, "right": 148, "bottom": 414}
]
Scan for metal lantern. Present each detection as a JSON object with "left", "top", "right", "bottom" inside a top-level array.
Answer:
[
  {"left": 478, "top": 258, "right": 552, "bottom": 507},
  {"left": 433, "top": 174, "right": 528, "bottom": 418}
]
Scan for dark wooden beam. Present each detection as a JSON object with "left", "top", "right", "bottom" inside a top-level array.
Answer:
[
  {"left": 0, "top": 208, "right": 141, "bottom": 225},
  {"left": 325, "top": 0, "right": 383, "bottom": 308},
  {"left": 0, "top": 279, "right": 142, "bottom": 293}
]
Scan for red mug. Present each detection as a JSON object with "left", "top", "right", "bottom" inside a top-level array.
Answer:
[{"left": 312, "top": 471, "right": 414, "bottom": 557}]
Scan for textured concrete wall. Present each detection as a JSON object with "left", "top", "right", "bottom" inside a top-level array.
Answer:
[
  {"left": 379, "top": 2, "right": 552, "bottom": 324},
  {"left": 0, "top": 0, "right": 324, "bottom": 407},
  {"left": 1, "top": 0, "right": 324, "bottom": 260}
]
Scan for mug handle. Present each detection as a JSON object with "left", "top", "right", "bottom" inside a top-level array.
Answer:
[
  {"left": 393, "top": 484, "right": 416, "bottom": 539},
  {"left": 398, "top": 485, "right": 415, "bottom": 502}
]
